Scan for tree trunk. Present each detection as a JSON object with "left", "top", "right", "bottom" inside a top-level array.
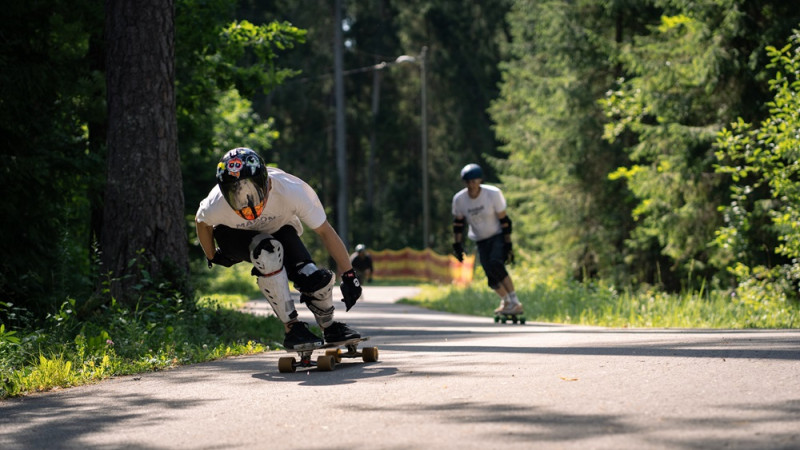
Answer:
[{"left": 103, "top": 0, "right": 188, "bottom": 302}]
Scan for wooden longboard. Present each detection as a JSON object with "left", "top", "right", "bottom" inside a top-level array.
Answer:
[{"left": 279, "top": 337, "right": 379, "bottom": 373}]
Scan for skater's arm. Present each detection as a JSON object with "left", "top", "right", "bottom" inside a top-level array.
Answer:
[
  {"left": 313, "top": 220, "right": 353, "bottom": 275},
  {"left": 196, "top": 219, "right": 216, "bottom": 260}
]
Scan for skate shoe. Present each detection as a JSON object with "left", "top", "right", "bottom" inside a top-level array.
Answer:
[
  {"left": 501, "top": 302, "right": 524, "bottom": 315},
  {"left": 283, "top": 322, "right": 323, "bottom": 349},
  {"left": 493, "top": 300, "right": 509, "bottom": 314},
  {"left": 323, "top": 321, "right": 361, "bottom": 344}
]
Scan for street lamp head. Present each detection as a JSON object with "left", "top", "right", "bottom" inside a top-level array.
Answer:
[{"left": 395, "top": 55, "right": 417, "bottom": 64}]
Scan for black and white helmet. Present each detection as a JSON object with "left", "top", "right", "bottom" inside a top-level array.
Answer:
[
  {"left": 460, "top": 163, "right": 483, "bottom": 181},
  {"left": 216, "top": 148, "right": 268, "bottom": 220}
]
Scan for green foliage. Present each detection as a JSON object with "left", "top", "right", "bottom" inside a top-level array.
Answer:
[
  {"left": 714, "top": 30, "right": 800, "bottom": 295},
  {"left": 0, "top": 271, "right": 283, "bottom": 399},
  {"left": 216, "top": 20, "right": 305, "bottom": 96},
  {"left": 490, "top": 0, "right": 652, "bottom": 282},
  {"left": 599, "top": 6, "right": 744, "bottom": 289},
  {"left": 177, "top": 5, "right": 306, "bottom": 234},
  {"left": 192, "top": 258, "right": 262, "bottom": 308},
  {"left": 0, "top": 1, "right": 104, "bottom": 312},
  {"left": 578, "top": 1, "right": 799, "bottom": 290},
  {"left": 489, "top": 0, "right": 800, "bottom": 293}
]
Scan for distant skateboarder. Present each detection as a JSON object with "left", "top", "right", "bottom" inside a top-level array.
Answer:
[
  {"left": 451, "top": 163, "right": 523, "bottom": 316},
  {"left": 349, "top": 244, "right": 374, "bottom": 283}
]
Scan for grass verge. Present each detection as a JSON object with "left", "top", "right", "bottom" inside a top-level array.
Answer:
[
  {"left": 402, "top": 278, "right": 800, "bottom": 329},
  {"left": 0, "top": 261, "right": 284, "bottom": 399}
]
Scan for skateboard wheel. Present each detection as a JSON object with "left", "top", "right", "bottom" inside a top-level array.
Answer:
[
  {"left": 511, "top": 317, "right": 518, "bottom": 324},
  {"left": 361, "top": 347, "right": 379, "bottom": 362},
  {"left": 278, "top": 357, "right": 296, "bottom": 373},
  {"left": 317, "top": 355, "right": 336, "bottom": 371},
  {"left": 493, "top": 316, "right": 500, "bottom": 323},
  {"left": 326, "top": 349, "right": 343, "bottom": 363},
  {"left": 520, "top": 317, "right": 526, "bottom": 325}
]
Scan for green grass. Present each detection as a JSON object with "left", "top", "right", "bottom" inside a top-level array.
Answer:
[
  {"left": 0, "top": 260, "right": 284, "bottom": 399},
  {"left": 402, "top": 277, "right": 800, "bottom": 329},
  {"left": 194, "top": 262, "right": 262, "bottom": 308}
]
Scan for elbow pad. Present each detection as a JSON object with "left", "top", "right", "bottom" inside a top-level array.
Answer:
[
  {"left": 453, "top": 217, "right": 465, "bottom": 235},
  {"left": 500, "top": 216, "right": 512, "bottom": 235}
]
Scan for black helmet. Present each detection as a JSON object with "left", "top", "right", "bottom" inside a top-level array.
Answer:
[
  {"left": 460, "top": 163, "right": 483, "bottom": 181},
  {"left": 216, "top": 148, "right": 268, "bottom": 220}
]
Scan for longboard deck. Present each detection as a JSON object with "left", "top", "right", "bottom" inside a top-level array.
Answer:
[
  {"left": 279, "top": 337, "right": 377, "bottom": 373},
  {"left": 286, "top": 336, "right": 369, "bottom": 353}
]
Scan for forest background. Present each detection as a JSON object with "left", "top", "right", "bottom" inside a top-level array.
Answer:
[{"left": 2, "top": 0, "right": 800, "bottom": 321}]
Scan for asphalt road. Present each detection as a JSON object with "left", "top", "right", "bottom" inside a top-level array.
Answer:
[{"left": 1, "top": 286, "right": 799, "bottom": 449}]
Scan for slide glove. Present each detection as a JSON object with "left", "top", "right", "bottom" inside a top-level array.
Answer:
[
  {"left": 207, "top": 248, "right": 237, "bottom": 269},
  {"left": 340, "top": 269, "right": 362, "bottom": 312},
  {"left": 503, "top": 242, "right": 514, "bottom": 265},
  {"left": 452, "top": 242, "right": 465, "bottom": 262}
]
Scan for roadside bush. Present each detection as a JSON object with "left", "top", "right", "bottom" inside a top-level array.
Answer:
[{"left": 0, "top": 266, "right": 282, "bottom": 399}]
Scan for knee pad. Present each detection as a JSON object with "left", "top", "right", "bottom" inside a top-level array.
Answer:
[
  {"left": 250, "top": 235, "right": 297, "bottom": 323},
  {"left": 294, "top": 262, "right": 335, "bottom": 328},
  {"left": 250, "top": 234, "right": 283, "bottom": 276},
  {"left": 293, "top": 262, "right": 334, "bottom": 295}
]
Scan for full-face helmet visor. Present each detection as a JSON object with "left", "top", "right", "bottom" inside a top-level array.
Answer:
[{"left": 221, "top": 177, "right": 267, "bottom": 220}]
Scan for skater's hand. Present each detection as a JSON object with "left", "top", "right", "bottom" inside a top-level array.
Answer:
[
  {"left": 503, "top": 242, "right": 514, "bottom": 265},
  {"left": 207, "top": 248, "right": 237, "bottom": 268},
  {"left": 340, "top": 269, "right": 362, "bottom": 312},
  {"left": 452, "top": 242, "right": 464, "bottom": 262}
]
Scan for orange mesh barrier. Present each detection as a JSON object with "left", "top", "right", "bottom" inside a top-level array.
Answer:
[{"left": 370, "top": 248, "right": 474, "bottom": 286}]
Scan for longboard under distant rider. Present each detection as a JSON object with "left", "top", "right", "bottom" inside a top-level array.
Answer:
[
  {"left": 278, "top": 336, "right": 378, "bottom": 373},
  {"left": 494, "top": 312, "right": 526, "bottom": 325}
]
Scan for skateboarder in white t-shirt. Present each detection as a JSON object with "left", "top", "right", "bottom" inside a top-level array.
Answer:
[{"left": 195, "top": 148, "right": 362, "bottom": 349}]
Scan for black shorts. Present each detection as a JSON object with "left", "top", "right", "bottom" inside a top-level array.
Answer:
[
  {"left": 213, "top": 225, "right": 313, "bottom": 282},
  {"left": 476, "top": 233, "right": 508, "bottom": 289}
]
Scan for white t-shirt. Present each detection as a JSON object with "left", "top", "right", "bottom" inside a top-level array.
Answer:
[
  {"left": 451, "top": 184, "right": 506, "bottom": 241},
  {"left": 196, "top": 167, "right": 327, "bottom": 236}
]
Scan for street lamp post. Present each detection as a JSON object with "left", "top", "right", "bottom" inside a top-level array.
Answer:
[
  {"left": 334, "top": 0, "right": 348, "bottom": 247},
  {"left": 396, "top": 47, "right": 429, "bottom": 248},
  {"left": 332, "top": 48, "right": 430, "bottom": 249},
  {"left": 420, "top": 47, "right": 429, "bottom": 249}
]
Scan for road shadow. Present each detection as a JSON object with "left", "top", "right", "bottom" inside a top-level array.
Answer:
[
  {"left": 0, "top": 389, "right": 211, "bottom": 449},
  {"left": 369, "top": 334, "right": 800, "bottom": 361},
  {"left": 353, "top": 399, "right": 632, "bottom": 443},
  {"left": 343, "top": 397, "right": 800, "bottom": 449},
  {"left": 251, "top": 362, "right": 399, "bottom": 387}
]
